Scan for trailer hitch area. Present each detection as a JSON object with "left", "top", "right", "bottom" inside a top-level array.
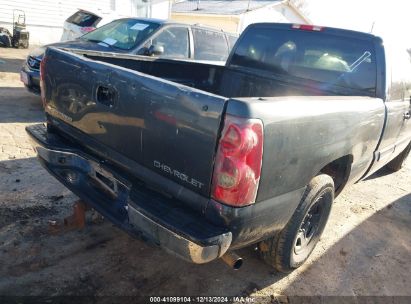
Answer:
[
  {"left": 64, "top": 200, "right": 89, "bottom": 230},
  {"left": 48, "top": 200, "right": 91, "bottom": 235}
]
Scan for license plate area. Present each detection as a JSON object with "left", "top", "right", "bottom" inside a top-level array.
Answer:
[{"left": 90, "top": 164, "right": 121, "bottom": 199}]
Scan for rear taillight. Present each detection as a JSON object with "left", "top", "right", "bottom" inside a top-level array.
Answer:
[
  {"left": 211, "top": 115, "right": 263, "bottom": 207},
  {"left": 80, "top": 27, "right": 96, "bottom": 34},
  {"left": 292, "top": 24, "right": 323, "bottom": 31},
  {"left": 40, "top": 57, "right": 46, "bottom": 107}
]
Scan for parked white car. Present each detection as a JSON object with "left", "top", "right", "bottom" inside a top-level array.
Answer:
[{"left": 61, "top": 9, "right": 121, "bottom": 42}]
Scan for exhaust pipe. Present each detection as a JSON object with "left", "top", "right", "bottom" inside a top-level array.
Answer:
[{"left": 220, "top": 252, "right": 243, "bottom": 270}]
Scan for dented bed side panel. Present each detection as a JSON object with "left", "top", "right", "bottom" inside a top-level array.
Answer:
[{"left": 224, "top": 96, "right": 386, "bottom": 202}]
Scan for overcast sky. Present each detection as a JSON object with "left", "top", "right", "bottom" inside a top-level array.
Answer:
[{"left": 306, "top": 0, "right": 411, "bottom": 47}]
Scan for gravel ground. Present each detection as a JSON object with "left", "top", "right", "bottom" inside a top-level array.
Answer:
[{"left": 0, "top": 47, "right": 410, "bottom": 301}]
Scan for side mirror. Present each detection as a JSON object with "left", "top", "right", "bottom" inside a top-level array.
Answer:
[
  {"left": 136, "top": 47, "right": 148, "bottom": 55},
  {"left": 148, "top": 44, "right": 164, "bottom": 56}
]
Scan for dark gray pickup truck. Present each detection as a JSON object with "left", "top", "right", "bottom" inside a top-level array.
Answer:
[{"left": 26, "top": 23, "right": 411, "bottom": 272}]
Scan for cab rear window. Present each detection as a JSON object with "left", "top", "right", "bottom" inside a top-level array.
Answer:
[{"left": 229, "top": 27, "right": 377, "bottom": 96}]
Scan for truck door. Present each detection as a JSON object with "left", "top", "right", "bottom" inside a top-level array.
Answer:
[
  {"left": 371, "top": 47, "right": 411, "bottom": 172},
  {"left": 396, "top": 49, "right": 411, "bottom": 150},
  {"left": 387, "top": 48, "right": 411, "bottom": 157},
  {"left": 381, "top": 97, "right": 410, "bottom": 160},
  {"left": 395, "top": 93, "right": 411, "bottom": 153}
]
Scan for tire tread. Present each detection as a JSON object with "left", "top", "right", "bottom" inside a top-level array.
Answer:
[{"left": 260, "top": 174, "right": 334, "bottom": 273}]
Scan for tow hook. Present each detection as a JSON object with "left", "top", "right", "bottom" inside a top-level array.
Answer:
[
  {"left": 48, "top": 200, "right": 91, "bottom": 234},
  {"left": 220, "top": 251, "right": 243, "bottom": 270}
]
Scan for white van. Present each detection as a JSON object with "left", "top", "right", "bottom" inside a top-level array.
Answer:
[{"left": 61, "top": 9, "right": 121, "bottom": 41}]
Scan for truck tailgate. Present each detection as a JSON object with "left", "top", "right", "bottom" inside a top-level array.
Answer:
[{"left": 42, "top": 47, "right": 228, "bottom": 197}]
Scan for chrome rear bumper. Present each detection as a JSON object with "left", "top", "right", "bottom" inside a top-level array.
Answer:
[{"left": 27, "top": 124, "right": 232, "bottom": 264}]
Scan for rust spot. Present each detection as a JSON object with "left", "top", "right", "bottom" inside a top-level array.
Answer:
[
  {"left": 258, "top": 241, "right": 270, "bottom": 252},
  {"left": 48, "top": 200, "right": 91, "bottom": 235},
  {"left": 48, "top": 219, "right": 61, "bottom": 235},
  {"left": 63, "top": 200, "right": 89, "bottom": 230}
]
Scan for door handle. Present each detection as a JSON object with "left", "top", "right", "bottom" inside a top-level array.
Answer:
[{"left": 404, "top": 112, "right": 411, "bottom": 120}]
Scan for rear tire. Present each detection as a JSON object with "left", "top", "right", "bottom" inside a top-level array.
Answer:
[
  {"left": 386, "top": 141, "right": 411, "bottom": 172},
  {"left": 259, "top": 174, "right": 334, "bottom": 273}
]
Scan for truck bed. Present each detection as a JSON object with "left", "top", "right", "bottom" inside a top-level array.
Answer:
[
  {"left": 44, "top": 46, "right": 327, "bottom": 203},
  {"left": 42, "top": 47, "right": 386, "bottom": 206}
]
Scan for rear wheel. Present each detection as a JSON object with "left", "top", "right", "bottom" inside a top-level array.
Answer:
[
  {"left": 386, "top": 141, "right": 411, "bottom": 172},
  {"left": 259, "top": 174, "right": 334, "bottom": 273}
]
